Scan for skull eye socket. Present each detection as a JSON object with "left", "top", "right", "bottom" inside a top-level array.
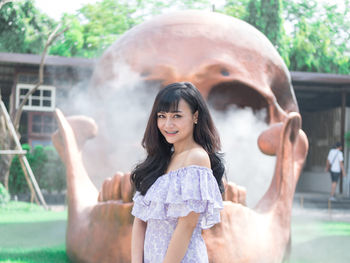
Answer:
[{"left": 207, "top": 82, "right": 269, "bottom": 122}]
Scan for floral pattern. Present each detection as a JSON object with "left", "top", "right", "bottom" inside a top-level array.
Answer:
[{"left": 132, "top": 165, "right": 223, "bottom": 263}]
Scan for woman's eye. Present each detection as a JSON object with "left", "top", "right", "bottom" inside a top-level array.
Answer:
[
  {"left": 157, "top": 114, "right": 165, "bottom": 118},
  {"left": 174, "top": 114, "right": 182, "bottom": 118}
]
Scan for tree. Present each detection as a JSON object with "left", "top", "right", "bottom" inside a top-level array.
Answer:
[
  {"left": 49, "top": 14, "right": 84, "bottom": 57},
  {"left": 284, "top": 0, "right": 350, "bottom": 73},
  {"left": 49, "top": 0, "right": 212, "bottom": 58},
  {"left": 219, "top": 0, "right": 249, "bottom": 19},
  {"left": 245, "top": 0, "right": 288, "bottom": 62},
  {"left": 50, "top": 0, "right": 144, "bottom": 58},
  {"left": 0, "top": 0, "right": 55, "bottom": 54},
  {"left": 0, "top": 0, "right": 67, "bottom": 197}
]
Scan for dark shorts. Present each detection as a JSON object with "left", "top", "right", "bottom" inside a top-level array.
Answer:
[{"left": 330, "top": 171, "right": 341, "bottom": 182}]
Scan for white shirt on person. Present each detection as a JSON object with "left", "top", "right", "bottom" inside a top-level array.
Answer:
[{"left": 327, "top": 148, "right": 343, "bottom": 173}]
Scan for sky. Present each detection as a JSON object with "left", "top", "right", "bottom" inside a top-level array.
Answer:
[
  {"left": 35, "top": 0, "right": 96, "bottom": 20},
  {"left": 34, "top": 0, "right": 226, "bottom": 21}
]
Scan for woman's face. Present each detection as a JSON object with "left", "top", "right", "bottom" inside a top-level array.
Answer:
[{"left": 157, "top": 99, "right": 198, "bottom": 145}]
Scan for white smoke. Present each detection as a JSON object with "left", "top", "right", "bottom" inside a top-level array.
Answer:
[
  {"left": 58, "top": 63, "right": 158, "bottom": 187},
  {"left": 59, "top": 64, "right": 276, "bottom": 202},
  {"left": 211, "top": 106, "right": 275, "bottom": 207}
]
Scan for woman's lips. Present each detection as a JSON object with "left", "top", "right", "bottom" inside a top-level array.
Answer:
[{"left": 165, "top": 131, "right": 178, "bottom": 135}]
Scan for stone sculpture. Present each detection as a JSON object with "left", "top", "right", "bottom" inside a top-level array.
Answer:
[{"left": 52, "top": 10, "right": 308, "bottom": 263}]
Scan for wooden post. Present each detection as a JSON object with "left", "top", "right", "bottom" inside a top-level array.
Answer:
[
  {"left": 0, "top": 100, "right": 47, "bottom": 209},
  {"left": 340, "top": 90, "right": 346, "bottom": 194},
  {"left": 19, "top": 157, "right": 40, "bottom": 205},
  {"left": 0, "top": 150, "right": 27, "bottom": 155}
]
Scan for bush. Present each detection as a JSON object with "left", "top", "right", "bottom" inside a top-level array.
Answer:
[
  {"left": 0, "top": 182, "right": 10, "bottom": 204},
  {"left": 9, "top": 144, "right": 32, "bottom": 195},
  {"left": 9, "top": 144, "right": 66, "bottom": 195},
  {"left": 40, "top": 146, "right": 66, "bottom": 193}
]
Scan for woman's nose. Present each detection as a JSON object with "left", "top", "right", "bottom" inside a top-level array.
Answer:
[{"left": 164, "top": 117, "right": 174, "bottom": 128}]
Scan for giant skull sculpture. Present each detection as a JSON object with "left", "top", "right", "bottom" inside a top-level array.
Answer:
[{"left": 52, "top": 10, "right": 308, "bottom": 263}]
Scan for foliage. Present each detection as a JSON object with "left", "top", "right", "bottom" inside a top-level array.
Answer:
[
  {"left": 245, "top": 0, "right": 289, "bottom": 64},
  {"left": 50, "top": 0, "right": 143, "bottom": 58},
  {"left": 283, "top": 0, "right": 350, "bottom": 73},
  {"left": 0, "top": 182, "right": 10, "bottom": 204},
  {"left": 0, "top": 0, "right": 55, "bottom": 54},
  {"left": 220, "top": 0, "right": 249, "bottom": 19},
  {"left": 49, "top": 0, "right": 212, "bottom": 58},
  {"left": 345, "top": 131, "right": 350, "bottom": 147},
  {"left": 1, "top": 0, "right": 350, "bottom": 75},
  {"left": 8, "top": 144, "right": 32, "bottom": 195},
  {"left": 40, "top": 146, "right": 66, "bottom": 193},
  {"left": 49, "top": 14, "right": 84, "bottom": 57},
  {"left": 8, "top": 144, "right": 66, "bottom": 195}
]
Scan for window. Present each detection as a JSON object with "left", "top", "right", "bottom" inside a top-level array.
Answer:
[
  {"left": 16, "top": 84, "right": 56, "bottom": 111},
  {"left": 30, "top": 113, "right": 57, "bottom": 135}
]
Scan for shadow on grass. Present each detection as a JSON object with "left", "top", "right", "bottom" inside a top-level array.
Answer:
[{"left": 0, "top": 245, "right": 70, "bottom": 263}]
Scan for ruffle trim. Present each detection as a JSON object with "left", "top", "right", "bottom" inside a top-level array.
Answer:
[{"left": 131, "top": 165, "right": 223, "bottom": 229}]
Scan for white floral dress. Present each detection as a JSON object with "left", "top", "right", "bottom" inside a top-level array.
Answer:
[{"left": 132, "top": 165, "right": 223, "bottom": 263}]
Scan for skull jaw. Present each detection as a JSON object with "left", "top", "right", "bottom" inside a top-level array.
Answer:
[{"left": 204, "top": 113, "right": 308, "bottom": 263}]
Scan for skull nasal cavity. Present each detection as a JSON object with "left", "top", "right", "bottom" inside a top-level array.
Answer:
[{"left": 207, "top": 82, "right": 269, "bottom": 118}]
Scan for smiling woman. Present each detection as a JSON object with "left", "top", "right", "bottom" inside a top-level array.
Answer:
[
  {"left": 157, "top": 99, "right": 198, "bottom": 145},
  {"left": 130, "top": 82, "right": 225, "bottom": 263}
]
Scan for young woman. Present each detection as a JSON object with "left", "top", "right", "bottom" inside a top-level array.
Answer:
[{"left": 131, "top": 82, "right": 224, "bottom": 263}]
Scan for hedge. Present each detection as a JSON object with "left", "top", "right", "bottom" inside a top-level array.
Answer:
[
  {"left": 9, "top": 144, "right": 66, "bottom": 195},
  {"left": 0, "top": 182, "right": 10, "bottom": 204}
]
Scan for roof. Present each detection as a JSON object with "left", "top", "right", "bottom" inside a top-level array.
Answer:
[
  {"left": 0, "top": 52, "right": 96, "bottom": 98},
  {"left": 0, "top": 52, "right": 96, "bottom": 67},
  {"left": 291, "top": 71, "right": 350, "bottom": 86}
]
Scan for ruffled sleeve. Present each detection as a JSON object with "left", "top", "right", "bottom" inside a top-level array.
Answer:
[{"left": 131, "top": 165, "right": 223, "bottom": 229}]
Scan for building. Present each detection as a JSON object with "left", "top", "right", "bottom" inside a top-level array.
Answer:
[
  {"left": 0, "top": 52, "right": 95, "bottom": 146},
  {"left": 292, "top": 71, "right": 350, "bottom": 196}
]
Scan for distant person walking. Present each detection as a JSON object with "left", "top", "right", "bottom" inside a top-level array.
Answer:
[{"left": 325, "top": 142, "right": 345, "bottom": 201}]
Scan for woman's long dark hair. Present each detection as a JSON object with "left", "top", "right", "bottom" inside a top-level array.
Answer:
[{"left": 131, "top": 82, "right": 225, "bottom": 195}]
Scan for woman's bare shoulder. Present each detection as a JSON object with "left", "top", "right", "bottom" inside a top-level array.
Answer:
[{"left": 183, "top": 147, "right": 210, "bottom": 168}]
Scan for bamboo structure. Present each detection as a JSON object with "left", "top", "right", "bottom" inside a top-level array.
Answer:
[{"left": 0, "top": 100, "right": 47, "bottom": 209}]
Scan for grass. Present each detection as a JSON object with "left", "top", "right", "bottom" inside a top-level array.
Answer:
[
  {"left": 290, "top": 217, "right": 350, "bottom": 263},
  {"left": 0, "top": 201, "right": 69, "bottom": 263},
  {"left": 0, "top": 245, "right": 69, "bottom": 263}
]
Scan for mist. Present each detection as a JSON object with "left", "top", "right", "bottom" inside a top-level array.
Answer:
[
  {"left": 58, "top": 63, "right": 276, "bottom": 207},
  {"left": 58, "top": 63, "right": 159, "bottom": 187},
  {"left": 211, "top": 106, "right": 275, "bottom": 207}
]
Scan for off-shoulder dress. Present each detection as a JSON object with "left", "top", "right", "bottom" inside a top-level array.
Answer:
[{"left": 131, "top": 165, "right": 223, "bottom": 263}]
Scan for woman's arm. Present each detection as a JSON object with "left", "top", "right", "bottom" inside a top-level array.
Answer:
[
  {"left": 131, "top": 217, "right": 147, "bottom": 263},
  {"left": 163, "top": 211, "right": 200, "bottom": 263}
]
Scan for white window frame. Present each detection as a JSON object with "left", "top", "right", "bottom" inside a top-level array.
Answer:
[{"left": 16, "top": 84, "right": 56, "bottom": 112}]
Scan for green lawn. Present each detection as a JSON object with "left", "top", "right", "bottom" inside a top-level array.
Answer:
[
  {"left": 1, "top": 201, "right": 350, "bottom": 263},
  {"left": 0, "top": 202, "right": 69, "bottom": 263},
  {"left": 290, "top": 217, "right": 350, "bottom": 263}
]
